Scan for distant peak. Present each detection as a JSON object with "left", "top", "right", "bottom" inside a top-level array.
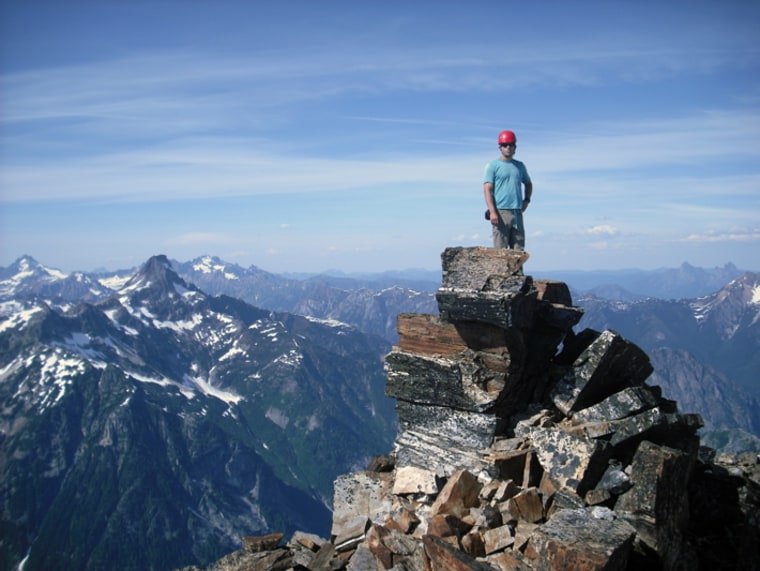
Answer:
[
  {"left": 5, "top": 255, "right": 66, "bottom": 280},
  {"left": 143, "top": 254, "right": 172, "bottom": 270},
  {"left": 17, "top": 254, "right": 40, "bottom": 266},
  {"left": 192, "top": 255, "right": 225, "bottom": 274},
  {"left": 122, "top": 254, "right": 194, "bottom": 298}
]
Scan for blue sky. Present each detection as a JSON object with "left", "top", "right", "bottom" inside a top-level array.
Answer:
[{"left": 1, "top": 0, "right": 759, "bottom": 275}]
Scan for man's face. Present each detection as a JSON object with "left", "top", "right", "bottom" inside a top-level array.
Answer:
[{"left": 499, "top": 142, "right": 516, "bottom": 159}]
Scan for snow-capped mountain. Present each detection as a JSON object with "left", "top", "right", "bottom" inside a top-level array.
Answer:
[
  {"left": 174, "top": 255, "right": 438, "bottom": 342},
  {"left": 2, "top": 253, "right": 759, "bottom": 569},
  {"left": 690, "top": 272, "right": 760, "bottom": 339},
  {"left": 0, "top": 255, "right": 113, "bottom": 304},
  {"left": 0, "top": 255, "right": 395, "bottom": 570}
]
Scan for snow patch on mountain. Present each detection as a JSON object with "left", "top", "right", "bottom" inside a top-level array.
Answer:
[
  {"left": 0, "top": 303, "right": 44, "bottom": 333},
  {"left": 17, "top": 349, "right": 89, "bottom": 412},
  {"left": 53, "top": 332, "right": 108, "bottom": 365},
  {"left": 156, "top": 312, "right": 204, "bottom": 332},
  {"left": 98, "top": 274, "right": 131, "bottom": 290},
  {"left": 273, "top": 349, "right": 303, "bottom": 369},
  {"left": 126, "top": 370, "right": 198, "bottom": 400},
  {"left": 103, "top": 308, "right": 139, "bottom": 335},
  {"left": 691, "top": 296, "right": 710, "bottom": 323},
  {"left": 219, "top": 345, "right": 246, "bottom": 362},
  {"left": 192, "top": 256, "right": 240, "bottom": 280},
  {"left": 183, "top": 373, "right": 242, "bottom": 404},
  {"left": 305, "top": 316, "right": 350, "bottom": 330}
]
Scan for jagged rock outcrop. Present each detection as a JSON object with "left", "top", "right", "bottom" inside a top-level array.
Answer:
[{"left": 182, "top": 247, "right": 760, "bottom": 571}]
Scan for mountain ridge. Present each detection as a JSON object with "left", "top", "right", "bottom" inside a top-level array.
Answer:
[{"left": 0, "top": 255, "right": 396, "bottom": 570}]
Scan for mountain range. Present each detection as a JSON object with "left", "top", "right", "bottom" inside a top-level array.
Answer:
[
  {"left": 0, "top": 253, "right": 758, "bottom": 569},
  {"left": 0, "top": 255, "right": 395, "bottom": 570}
]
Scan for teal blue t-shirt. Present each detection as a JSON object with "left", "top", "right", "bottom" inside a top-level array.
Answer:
[{"left": 483, "top": 159, "right": 531, "bottom": 209}]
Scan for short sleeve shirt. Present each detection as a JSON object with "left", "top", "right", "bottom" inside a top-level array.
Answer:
[{"left": 483, "top": 159, "right": 531, "bottom": 210}]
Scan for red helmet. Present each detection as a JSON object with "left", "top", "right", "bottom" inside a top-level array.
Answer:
[{"left": 498, "top": 130, "right": 517, "bottom": 144}]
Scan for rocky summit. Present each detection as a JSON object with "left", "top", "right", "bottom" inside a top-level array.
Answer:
[{"left": 183, "top": 247, "right": 760, "bottom": 571}]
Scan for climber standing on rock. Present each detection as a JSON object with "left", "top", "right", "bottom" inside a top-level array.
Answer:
[{"left": 483, "top": 129, "right": 533, "bottom": 250}]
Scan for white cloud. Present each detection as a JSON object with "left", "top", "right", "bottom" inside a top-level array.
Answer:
[
  {"left": 583, "top": 225, "right": 620, "bottom": 236},
  {"left": 679, "top": 229, "right": 760, "bottom": 244}
]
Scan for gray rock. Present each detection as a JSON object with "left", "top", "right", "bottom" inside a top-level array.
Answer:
[
  {"left": 551, "top": 329, "right": 654, "bottom": 415},
  {"left": 530, "top": 426, "right": 610, "bottom": 495},
  {"left": 436, "top": 284, "right": 536, "bottom": 330},
  {"left": 571, "top": 385, "right": 661, "bottom": 424},
  {"left": 439, "top": 246, "right": 530, "bottom": 288},
  {"left": 393, "top": 400, "right": 498, "bottom": 476},
  {"left": 595, "top": 461, "right": 632, "bottom": 495},
  {"left": 385, "top": 349, "right": 503, "bottom": 412},
  {"left": 525, "top": 508, "right": 636, "bottom": 570},
  {"left": 332, "top": 472, "right": 393, "bottom": 538},
  {"left": 616, "top": 440, "right": 697, "bottom": 569}
]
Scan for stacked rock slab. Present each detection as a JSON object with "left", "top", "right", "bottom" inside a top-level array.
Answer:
[
  {"left": 184, "top": 247, "right": 760, "bottom": 571},
  {"left": 331, "top": 247, "right": 710, "bottom": 569},
  {"left": 385, "top": 247, "right": 584, "bottom": 478}
]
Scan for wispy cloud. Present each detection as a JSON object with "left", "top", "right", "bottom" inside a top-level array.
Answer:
[
  {"left": 2, "top": 1, "right": 759, "bottom": 273},
  {"left": 583, "top": 225, "right": 620, "bottom": 236},
  {"left": 678, "top": 229, "right": 760, "bottom": 244}
]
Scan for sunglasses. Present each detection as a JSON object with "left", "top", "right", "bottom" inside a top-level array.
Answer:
[{"left": 499, "top": 142, "right": 516, "bottom": 147}]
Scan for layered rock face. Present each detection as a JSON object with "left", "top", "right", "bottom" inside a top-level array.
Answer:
[{"left": 186, "top": 247, "right": 759, "bottom": 571}]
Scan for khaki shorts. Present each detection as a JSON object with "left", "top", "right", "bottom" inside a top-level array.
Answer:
[{"left": 492, "top": 209, "right": 525, "bottom": 250}]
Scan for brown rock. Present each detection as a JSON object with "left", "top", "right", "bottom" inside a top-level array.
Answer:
[
  {"left": 493, "top": 479, "right": 521, "bottom": 502},
  {"left": 365, "top": 524, "right": 394, "bottom": 569},
  {"left": 479, "top": 480, "right": 503, "bottom": 502},
  {"left": 483, "top": 524, "right": 516, "bottom": 555},
  {"left": 395, "top": 313, "right": 514, "bottom": 365},
  {"left": 289, "top": 530, "right": 326, "bottom": 552},
  {"left": 393, "top": 465, "right": 438, "bottom": 495},
  {"left": 471, "top": 503, "right": 503, "bottom": 529},
  {"left": 385, "top": 505, "right": 421, "bottom": 534},
  {"left": 507, "top": 487, "right": 544, "bottom": 524},
  {"left": 513, "top": 522, "right": 539, "bottom": 551},
  {"left": 461, "top": 530, "right": 487, "bottom": 558},
  {"left": 430, "top": 470, "right": 483, "bottom": 519},
  {"left": 584, "top": 488, "right": 612, "bottom": 507},
  {"left": 422, "top": 534, "right": 497, "bottom": 570},
  {"left": 428, "top": 513, "right": 473, "bottom": 539},
  {"left": 241, "top": 532, "right": 284, "bottom": 553},
  {"left": 309, "top": 542, "right": 340, "bottom": 571},
  {"left": 485, "top": 549, "right": 534, "bottom": 570}
]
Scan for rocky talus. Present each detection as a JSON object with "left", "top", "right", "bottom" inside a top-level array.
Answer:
[{"left": 180, "top": 247, "right": 760, "bottom": 571}]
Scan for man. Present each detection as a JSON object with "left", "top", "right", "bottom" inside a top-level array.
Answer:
[{"left": 483, "top": 130, "right": 533, "bottom": 250}]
